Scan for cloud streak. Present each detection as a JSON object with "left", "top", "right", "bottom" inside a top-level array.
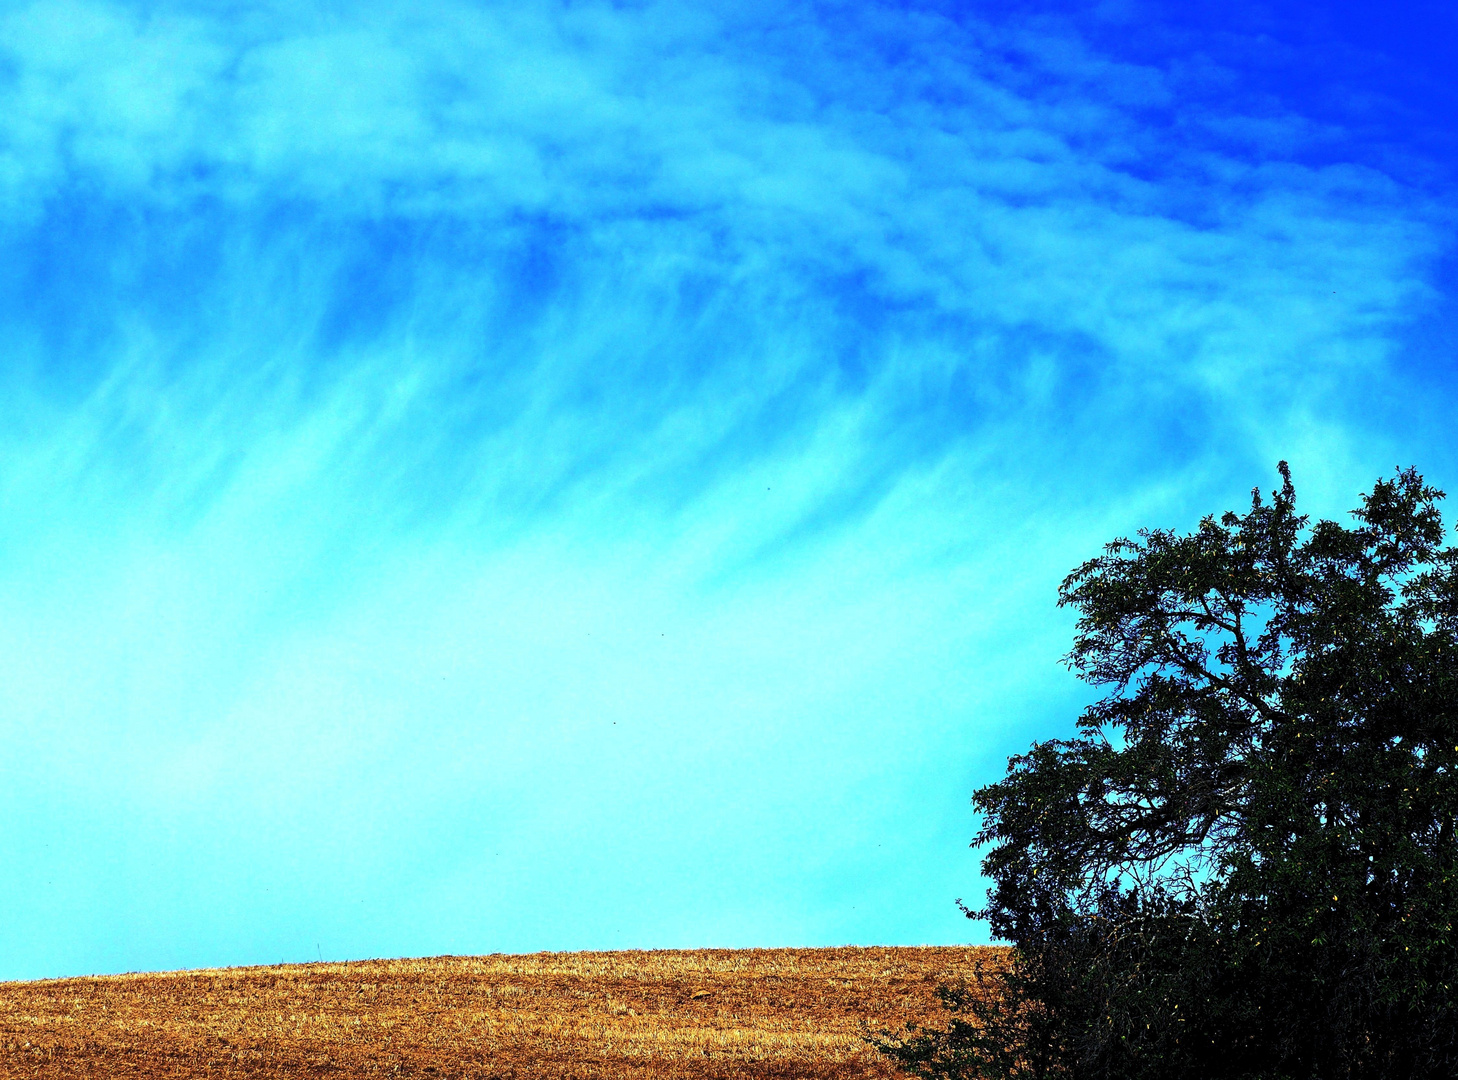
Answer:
[{"left": 0, "top": 0, "right": 1452, "bottom": 978}]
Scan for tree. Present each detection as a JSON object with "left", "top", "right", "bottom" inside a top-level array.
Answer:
[{"left": 873, "top": 464, "right": 1458, "bottom": 1079}]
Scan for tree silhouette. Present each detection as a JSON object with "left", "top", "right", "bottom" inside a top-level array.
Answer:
[{"left": 874, "top": 464, "right": 1458, "bottom": 1079}]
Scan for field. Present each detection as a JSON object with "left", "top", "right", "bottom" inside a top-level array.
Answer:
[{"left": 0, "top": 946, "right": 1004, "bottom": 1079}]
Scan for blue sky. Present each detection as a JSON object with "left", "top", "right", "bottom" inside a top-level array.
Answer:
[{"left": 0, "top": 0, "right": 1455, "bottom": 980}]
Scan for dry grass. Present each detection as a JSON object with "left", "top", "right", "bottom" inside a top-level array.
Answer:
[{"left": 0, "top": 946, "right": 1006, "bottom": 1079}]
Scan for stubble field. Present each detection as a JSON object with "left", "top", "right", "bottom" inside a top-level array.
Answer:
[{"left": 0, "top": 945, "right": 1004, "bottom": 1079}]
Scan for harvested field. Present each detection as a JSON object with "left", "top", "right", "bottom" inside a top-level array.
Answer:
[{"left": 0, "top": 946, "right": 1005, "bottom": 1079}]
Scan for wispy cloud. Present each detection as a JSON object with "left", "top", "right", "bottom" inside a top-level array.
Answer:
[{"left": 0, "top": 0, "right": 1452, "bottom": 978}]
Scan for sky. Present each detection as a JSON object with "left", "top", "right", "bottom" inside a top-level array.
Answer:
[{"left": 0, "top": 0, "right": 1455, "bottom": 981}]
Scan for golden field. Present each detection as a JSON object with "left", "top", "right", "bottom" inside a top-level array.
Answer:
[{"left": 0, "top": 946, "right": 1005, "bottom": 1079}]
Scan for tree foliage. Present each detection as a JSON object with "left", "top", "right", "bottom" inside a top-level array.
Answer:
[{"left": 873, "top": 465, "right": 1458, "bottom": 1079}]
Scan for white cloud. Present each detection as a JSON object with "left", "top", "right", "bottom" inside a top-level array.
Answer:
[{"left": 0, "top": 0, "right": 1451, "bottom": 976}]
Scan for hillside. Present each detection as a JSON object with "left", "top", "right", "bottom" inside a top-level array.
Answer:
[{"left": 0, "top": 945, "right": 1003, "bottom": 1078}]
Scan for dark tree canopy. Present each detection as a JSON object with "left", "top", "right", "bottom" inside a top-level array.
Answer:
[{"left": 873, "top": 465, "right": 1458, "bottom": 1080}]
